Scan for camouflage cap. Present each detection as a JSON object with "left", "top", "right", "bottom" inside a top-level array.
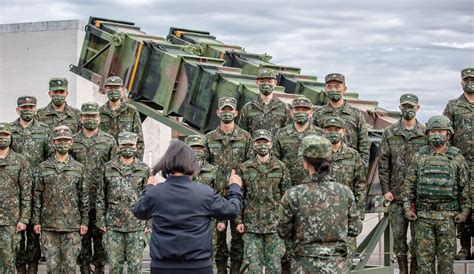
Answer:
[
  {"left": 218, "top": 97, "right": 237, "bottom": 110},
  {"left": 17, "top": 96, "right": 37, "bottom": 107},
  {"left": 322, "top": 117, "right": 344, "bottom": 128},
  {"left": 325, "top": 73, "right": 345, "bottom": 84},
  {"left": 425, "top": 115, "right": 454, "bottom": 134},
  {"left": 0, "top": 123, "right": 11, "bottom": 134},
  {"left": 118, "top": 131, "right": 138, "bottom": 145},
  {"left": 301, "top": 135, "right": 332, "bottom": 158},
  {"left": 461, "top": 67, "right": 474, "bottom": 79},
  {"left": 104, "top": 76, "right": 124, "bottom": 86},
  {"left": 81, "top": 102, "right": 100, "bottom": 115},
  {"left": 256, "top": 67, "right": 276, "bottom": 79},
  {"left": 399, "top": 93, "right": 418, "bottom": 106},
  {"left": 252, "top": 129, "right": 272, "bottom": 142},
  {"left": 52, "top": 125, "right": 73, "bottom": 140},
  {"left": 291, "top": 97, "right": 312, "bottom": 109},
  {"left": 49, "top": 77, "right": 68, "bottom": 91},
  {"left": 185, "top": 135, "right": 206, "bottom": 147}
]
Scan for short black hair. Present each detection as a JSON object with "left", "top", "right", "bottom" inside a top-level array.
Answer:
[
  {"left": 303, "top": 155, "right": 332, "bottom": 180},
  {"left": 152, "top": 140, "right": 200, "bottom": 178}
]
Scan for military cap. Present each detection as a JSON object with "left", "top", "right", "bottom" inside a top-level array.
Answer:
[
  {"left": 252, "top": 129, "right": 272, "bottom": 142},
  {"left": 0, "top": 123, "right": 11, "bottom": 134},
  {"left": 322, "top": 117, "right": 344, "bottom": 128},
  {"left": 118, "top": 131, "right": 138, "bottom": 145},
  {"left": 256, "top": 67, "right": 276, "bottom": 79},
  {"left": 301, "top": 135, "right": 332, "bottom": 158},
  {"left": 399, "top": 93, "right": 418, "bottom": 106},
  {"left": 81, "top": 102, "right": 100, "bottom": 114},
  {"left": 104, "top": 76, "right": 124, "bottom": 86},
  {"left": 17, "top": 96, "right": 37, "bottom": 107},
  {"left": 49, "top": 77, "right": 68, "bottom": 91},
  {"left": 292, "top": 97, "right": 313, "bottom": 109},
  {"left": 52, "top": 125, "right": 73, "bottom": 140},
  {"left": 185, "top": 135, "right": 206, "bottom": 147},
  {"left": 218, "top": 97, "right": 237, "bottom": 110},
  {"left": 325, "top": 73, "right": 345, "bottom": 84},
  {"left": 425, "top": 115, "right": 454, "bottom": 134},
  {"left": 461, "top": 67, "right": 474, "bottom": 79}
]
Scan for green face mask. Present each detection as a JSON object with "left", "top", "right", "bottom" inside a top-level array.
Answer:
[
  {"left": 51, "top": 95, "right": 66, "bottom": 106},
  {"left": 120, "top": 147, "right": 136, "bottom": 158},
  {"left": 326, "top": 90, "right": 342, "bottom": 102},
  {"left": 401, "top": 108, "right": 416, "bottom": 120},
  {"left": 107, "top": 89, "right": 122, "bottom": 102},
  {"left": 293, "top": 112, "right": 309, "bottom": 125},
  {"left": 0, "top": 136, "right": 11, "bottom": 149},
  {"left": 255, "top": 143, "right": 271, "bottom": 156},
  {"left": 19, "top": 109, "right": 35, "bottom": 122},
  {"left": 55, "top": 143, "right": 71, "bottom": 155},
  {"left": 463, "top": 81, "right": 474, "bottom": 94},
  {"left": 258, "top": 84, "right": 274, "bottom": 96},
  {"left": 326, "top": 131, "right": 342, "bottom": 144},
  {"left": 429, "top": 133, "right": 447, "bottom": 147},
  {"left": 83, "top": 119, "right": 99, "bottom": 130},
  {"left": 193, "top": 150, "right": 206, "bottom": 162},
  {"left": 219, "top": 111, "right": 234, "bottom": 124}
]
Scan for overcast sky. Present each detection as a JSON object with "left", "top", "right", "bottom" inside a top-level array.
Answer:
[{"left": 1, "top": 0, "right": 473, "bottom": 122}]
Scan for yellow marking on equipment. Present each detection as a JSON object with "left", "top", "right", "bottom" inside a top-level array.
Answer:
[
  {"left": 176, "top": 31, "right": 183, "bottom": 38},
  {"left": 129, "top": 42, "right": 143, "bottom": 91},
  {"left": 95, "top": 20, "right": 102, "bottom": 27}
]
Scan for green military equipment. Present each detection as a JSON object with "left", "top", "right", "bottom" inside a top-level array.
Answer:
[
  {"left": 17, "top": 96, "right": 37, "bottom": 106},
  {"left": 49, "top": 77, "right": 68, "bottom": 91},
  {"left": 425, "top": 115, "right": 454, "bottom": 134},
  {"left": 80, "top": 102, "right": 100, "bottom": 114}
]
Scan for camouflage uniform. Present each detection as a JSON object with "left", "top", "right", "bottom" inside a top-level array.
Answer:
[
  {"left": 238, "top": 68, "right": 291, "bottom": 136},
  {"left": 0, "top": 123, "right": 32, "bottom": 273},
  {"left": 273, "top": 97, "right": 324, "bottom": 186},
  {"left": 379, "top": 94, "right": 426, "bottom": 272},
  {"left": 70, "top": 103, "right": 116, "bottom": 270},
  {"left": 36, "top": 78, "right": 81, "bottom": 134},
  {"left": 239, "top": 129, "right": 291, "bottom": 272},
  {"left": 403, "top": 116, "right": 470, "bottom": 274},
  {"left": 278, "top": 135, "right": 362, "bottom": 273},
  {"left": 206, "top": 97, "right": 251, "bottom": 271},
  {"left": 10, "top": 96, "right": 51, "bottom": 271},
  {"left": 443, "top": 67, "right": 474, "bottom": 259},
  {"left": 100, "top": 76, "right": 144, "bottom": 160},
  {"left": 96, "top": 132, "right": 150, "bottom": 274},
  {"left": 33, "top": 126, "right": 89, "bottom": 273}
]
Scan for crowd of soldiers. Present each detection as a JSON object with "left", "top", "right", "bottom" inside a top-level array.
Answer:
[{"left": 0, "top": 65, "right": 472, "bottom": 274}]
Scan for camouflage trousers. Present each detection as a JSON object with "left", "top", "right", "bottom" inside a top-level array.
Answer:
[
  {"left": 16, "top": 224, "right": 41, "bottom": 266},
  {"left": 77, "top": 209, "right": 107, "bottom": 267},
  {"left": 215, "top": 220, "right": 244, "bottom": 262},
  {"left": 292, "top": 256, "right": 348, "bottom": 274},
  {"left": 388, "top": 203, "right": 416, "bottom": 258},
  {"left": 415, "top": 215, "right": 456, "bottom": 274},
  {"left": 347, "top": 236, "right": 356, "bottom": 267},
  {"left": 42, "top": 231, "right": 81, "bottom": 273},
  {"left": 243, "top": 232, "right": 285, "bottom": 273},
  {"left": 103, "top": 230, "right": 146, "bottom": 274},
  {"left": 0, "top": 226, "right": 20, "bottom": 274}
]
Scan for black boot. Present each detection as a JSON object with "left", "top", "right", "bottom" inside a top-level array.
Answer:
[
  {"left": 216, "top": 260, "right": 227, "bottom": 274},
  {"left": 455, "top": 236, "right": 471, "bottom": 260},
  {"left": 230, "top": 260, "right": 242, "bottom": 274},
  {"left": 396, "top": 256, "right": 408, "bottom": 274},
  {"left": 17, "top": 265, "right": 27, "bottom": 274},
  {"left": 409, "top": 256, "right": 417, "bottom": 274},
  {"left": 93, "top": 265, "right": 104, "bottom": 274},
  {"left": 80, "top": 265, "right": 92, "bottom": 274},
  {"left": 27, "top": 262, "right": 38, "bottom": 274}
]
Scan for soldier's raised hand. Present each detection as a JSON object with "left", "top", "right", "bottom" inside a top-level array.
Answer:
[
  {"left": 454, "top": 213, "right": 468, "bottom": 223},
  {"left": 229, "top": 169, "right": 242, "bottom": 188}
]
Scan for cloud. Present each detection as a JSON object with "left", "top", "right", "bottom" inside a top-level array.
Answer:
[{"left": 432, "top": 42, "right": 474, "bottom": 49}]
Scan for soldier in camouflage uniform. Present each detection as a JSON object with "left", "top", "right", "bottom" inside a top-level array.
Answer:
[
  {"left": 96, "top": 132, "right": 150, "bottom": 274},
  {"left": 36, "top": 77, "right": 81, "bottom": 133},
  {"left": 10, "top": 96, "right": 51, "bottom": 274},
  {"left": 379, "top": 93, "right": 426, "bottom": 273},
  {"left": 322, "top": 116, "right": 367, "bottom": 266},
  {"left": 313, "top": 73, "right": 370, "bottom": 168},
  {"left": 443, "top": 67, "right": 474, "bottom": 260},
  {"left": 71, "top": 103, "right": 117, "bottom": 274},
  {"left": 239, "top": 129, "right": 290, "bottom": 273},
  {"left": 99, "top": 76, "right": 144, "bottom": 159},
  {"left": 206, "top": 97, "right": 251, "bottom": 273},
  {"left": 0, "top": 123, "right": 32, "bottom": 274},
  {"left": 403, "top": 115, "right": 470, "bottom": 274},
  {"left": 238, "top": 68, "right": 291, "bottom": 136},
  {"left": 33, "top": 126, "right": 90, "bottom": 273},
  {"left": 278, "top": 135, "right": 362, "bottom": 273}
]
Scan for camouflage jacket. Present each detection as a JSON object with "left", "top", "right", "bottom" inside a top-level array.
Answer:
[
  {"left": 238, "top": 95, "right": 291, "bottom": 136},
  {"left": 0, "top": 150, "right": 32, "bottom": 226},
  {"left": 194, "top": 160, "right": 217, "bottom": 189},
  {"left": 444, "top": 94, "right": 473, "bottom": 164},
  {"left": 313, "top": 100, "right": 370, "bottom": 167},
  {"left": 36, "top": 102, "right": 81, "bottom": 134},
  {"left": 378, "top": 120, "right": 426, "bottom": 202},
  {"left": 403, "top": 145, "right": 470, "bottom": 220},
  {"left": 96, "top": 157, "right": 150, "bottom": 232},
  {"left": 278, "top": 175, "right": 362, "bottom": 257},
  {"left": 70, "top": 130, "right": 116, "bottom": 207},
  {"left": 273, "top": 123, "right": 324, "bottom": 185},
  {"left": 33, "top": 156, "right": 89, "bottom": 231},
  {"left": 99, "top": 100, "right": 144, "bottom": 159},
  {"left": 10, "top": 119, "right": 51, "bottom": 169},
  {"left": 331, "top": 143, "right": 367, "bottom": 219},
  {"left": 206, "top": 125, "right": 251, "bottom": 198},
  {"left": 240, "top": 156, "right": 291, "bottom": 233}
]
